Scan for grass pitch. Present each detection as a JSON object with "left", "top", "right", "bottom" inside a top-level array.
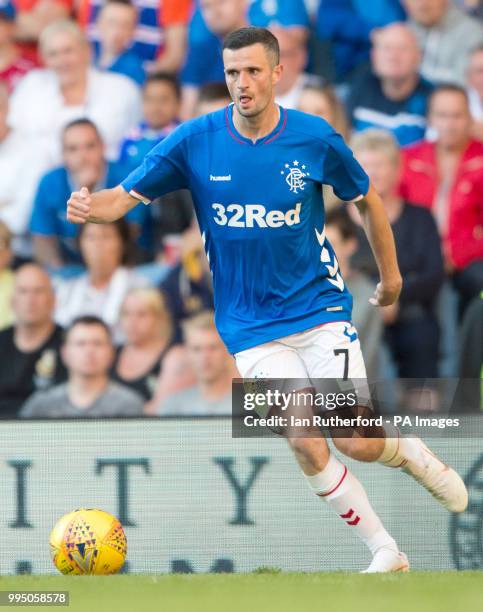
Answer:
[{"left": 0, "top": 572, "right": 480, "bottom": 612}]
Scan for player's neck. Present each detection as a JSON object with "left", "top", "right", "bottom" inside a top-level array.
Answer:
[{"left": 232, "top": 102, "right": 280, "bottom": 143}]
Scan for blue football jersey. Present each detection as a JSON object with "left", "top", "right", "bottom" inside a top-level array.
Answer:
[{"left": 121, "top": 106, "right": 370, "bottom": 354}]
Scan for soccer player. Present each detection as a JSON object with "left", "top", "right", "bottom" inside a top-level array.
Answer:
[{"left": 67, "top": 27, "right": 468, "bottom": 572}]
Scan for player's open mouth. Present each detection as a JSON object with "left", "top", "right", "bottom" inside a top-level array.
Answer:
[{"left": 240, "top": 96, "right": 252, "bottom": 104}]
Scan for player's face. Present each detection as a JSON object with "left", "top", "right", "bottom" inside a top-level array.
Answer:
[
  {"left": 223, "top": 44, "right": 281, "bottom": 118},
  {"left": 121, "top": 296, "right": 164, "bottom": 345},
  {"left": 42, "top": 32, "right": 90, "bottom": 84},
  {"left": 185, "top": 328, "right": 230, "bottom": 384},
  {"left": 63, "top": 125, "right": 105, "bottom": 188},
  {"left": 356, "top": 149, "right": 401, "bottom": 200},
  {"left": 143, "top": 81, "right": 180, "bottom": 129},
  {"left": 62, "top": 324, "right": 113, "bottom": 378},
  {"left": 429, "top": 91, "right": 472, "bottom": 149},
  {"left": 79, "top": 224, "right": 124, "bottom": 277},
  {"left": 12, "top": 267, "right": 55, "bottom": 327},
  {"left": 98, "top": 4, "right": 137, "bottom": 54},
  {"left": 298, "top": 90, "right": 335, "bottom": 125}
]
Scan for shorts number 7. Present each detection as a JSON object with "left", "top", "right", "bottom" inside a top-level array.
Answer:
[{"left": 334, "top": 348, "right": 349, "bottom": 380}]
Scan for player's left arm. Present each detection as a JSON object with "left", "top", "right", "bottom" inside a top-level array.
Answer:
[{"left": 354, "top": 183, "right": 402, "bottom": 307}]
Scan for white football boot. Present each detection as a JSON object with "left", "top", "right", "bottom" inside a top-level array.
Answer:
[
  {"left": 362, "top": 548, "right": 410, "bottom": 573},
  {"left": 401, "top": 438, "right": 468, "bottom": 513}
]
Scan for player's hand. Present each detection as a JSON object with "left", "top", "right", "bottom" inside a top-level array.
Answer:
[
  {"left": 369, "top": 278, "right": 402, "bottom": 307},
  {"left": 67, "top": 187, "right": 91, "bottom": 224}
]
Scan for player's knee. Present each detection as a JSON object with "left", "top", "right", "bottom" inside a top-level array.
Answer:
[
  {"left": 332, "top": 436, "right": 380, "bottom": 462},
  {"left": 287, "top": 437, "right": 329, "bottom": 472}
]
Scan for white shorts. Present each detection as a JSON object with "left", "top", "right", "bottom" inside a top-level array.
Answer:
[{"left": 234, "top": 321, "right": 367, "bottom": 381}]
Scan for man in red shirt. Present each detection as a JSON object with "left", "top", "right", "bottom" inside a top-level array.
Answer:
[{"left": 400, "top": 84, "right": 483, "bottom": 313}]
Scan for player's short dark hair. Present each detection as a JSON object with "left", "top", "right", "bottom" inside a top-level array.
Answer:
[
  {"left": 64, "top": 315, "right": 112, "bottom": 343},
  {"left": 223, "top": 27, "right": 280, "bottom": 66},
  {"left": 198, "top": 82, "right": 231, "bottom": 104},
  {"left": 63, "top": 118, "right": 102, "bottom": 141},
  {"left": 325, "top": 207, "right": 358, "bottom": 242},
  {"left": 429, "top": 83, "right": 469, "bottom": 108},
  {"left": 144, "top": 71, "right": 181, "bottom": 100}
]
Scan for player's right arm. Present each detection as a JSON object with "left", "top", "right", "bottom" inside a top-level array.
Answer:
[{"left": 67, "top": 185, "right": 141, "bottom": 224}]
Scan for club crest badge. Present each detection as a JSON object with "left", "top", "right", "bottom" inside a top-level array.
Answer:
[{"left": 281, "top": 160, "right": 310, "bottom": 194}]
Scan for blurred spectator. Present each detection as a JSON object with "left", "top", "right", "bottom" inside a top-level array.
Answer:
[
  {"left": 352, "top": 129, "right": 444, "bottom": 383},
  {"left": 404, "top": 0, "right": 483, "bottom": 85},
  {"left": 13, "top": 0, "right": 73, "bottom": 63},
  {"left": 156, "top": 310, "right": 236, "bottom": 415},
  {"left": 325, "top": 207, "right": 383, "bottom": 380},
  {"left": 20, "top": 315, "right": 144, "bottom": 417},
  {"left": 161, "top": 224, "right": 213, "bottom": 335},
  {"left": 456, "top": 0, "right": 483, "bottom": 20},
  {"left": 0, "top": 263, "right": 66, "bottom": 418},
  {"left": 194, "top": 81, "right": 231, "bottom": 116},
  {"left": 118, "top": 72, "right": 180, "bottom": 170},
  {"left": 0, "top": 5, "right": 35, "bottom": 92},
  {"left": 273, "top": 26, "right": 317, "bottom": 109},
  {"left": 55, "top": 221, "right": 147, "bottom": 340},
  {"left": 8, "top": 19, "right": 142, "bottom": 163},
  {"left": 456, "top": 291, "right": 482, "bottom": 413},
  {"left": 0, "top": 81, "right": 49, "bottom": 251},
  {"left": 466, "top": 44, "right": 483, "bottom": 141},
  {"left": 78, "top": 0, "right": 192, "bottom": 72},
  {"left": 112, "top": 288, "right": 175, "bottom": 400},
  {"left": 400, "top": 85, "right": 483, "bottom": 314},
  {"left": 93, "top": 0, "right": 145, "bottom": 86},
  {"left": 314, "top": 0, "right": 406, "bottom": 82},
  {"left": 30, "top": 118, "right": 146, "bottom": 270},
  {"left": 249, "top": 0, "right": 309, "bottom": 32},
  {"left": 298, "top": 83, "right": 350, "bottom": 139},
  {"left": 181, "top": 0, "right": 248, "bottom": 119},
  {"left": 0, "top": 220, "right": 14, "bottom": 329},
  {"left": 346, "top": 22, "right": 431, "bottom": 146},
  {"left": 298, "top": 83, "right": 350, "bottom": 209}
]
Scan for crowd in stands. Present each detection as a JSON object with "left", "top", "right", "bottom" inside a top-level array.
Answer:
[{"left": 0, "top": 0, "right": 481, "bottom": 418}]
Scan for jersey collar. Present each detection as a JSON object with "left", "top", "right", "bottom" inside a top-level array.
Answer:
[{"left": 225, "top": 103, "right": 287, "bottom": 146}]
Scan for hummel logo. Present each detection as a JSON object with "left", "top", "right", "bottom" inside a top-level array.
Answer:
[
  {"left": 210, "top": 174, "right": 232, "bottom": 182},
  {"left": 340, "top": 508, "right": 361, "bottom": 526}
]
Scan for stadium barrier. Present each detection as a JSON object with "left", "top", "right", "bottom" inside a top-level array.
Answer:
[{"left": 0, "top": 418, "right": 482, "bottom": 574}]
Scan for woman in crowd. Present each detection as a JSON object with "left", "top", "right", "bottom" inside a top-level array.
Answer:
[
  {"left": 298, "top": 83, "right": 350, "bottom": 140},
  {"left": 55, "top": 220, "right": 146, "bottom": 342},
  {"left": 112, "top": 288, "right": 175, "bottom": 401},
  {"left": 298, "top": 83, "right": 351, "bottom": 209}
]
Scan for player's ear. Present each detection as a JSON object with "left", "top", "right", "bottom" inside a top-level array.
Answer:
[{"left": 272, "top": 63, "right": 283, "bottom": 87}]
